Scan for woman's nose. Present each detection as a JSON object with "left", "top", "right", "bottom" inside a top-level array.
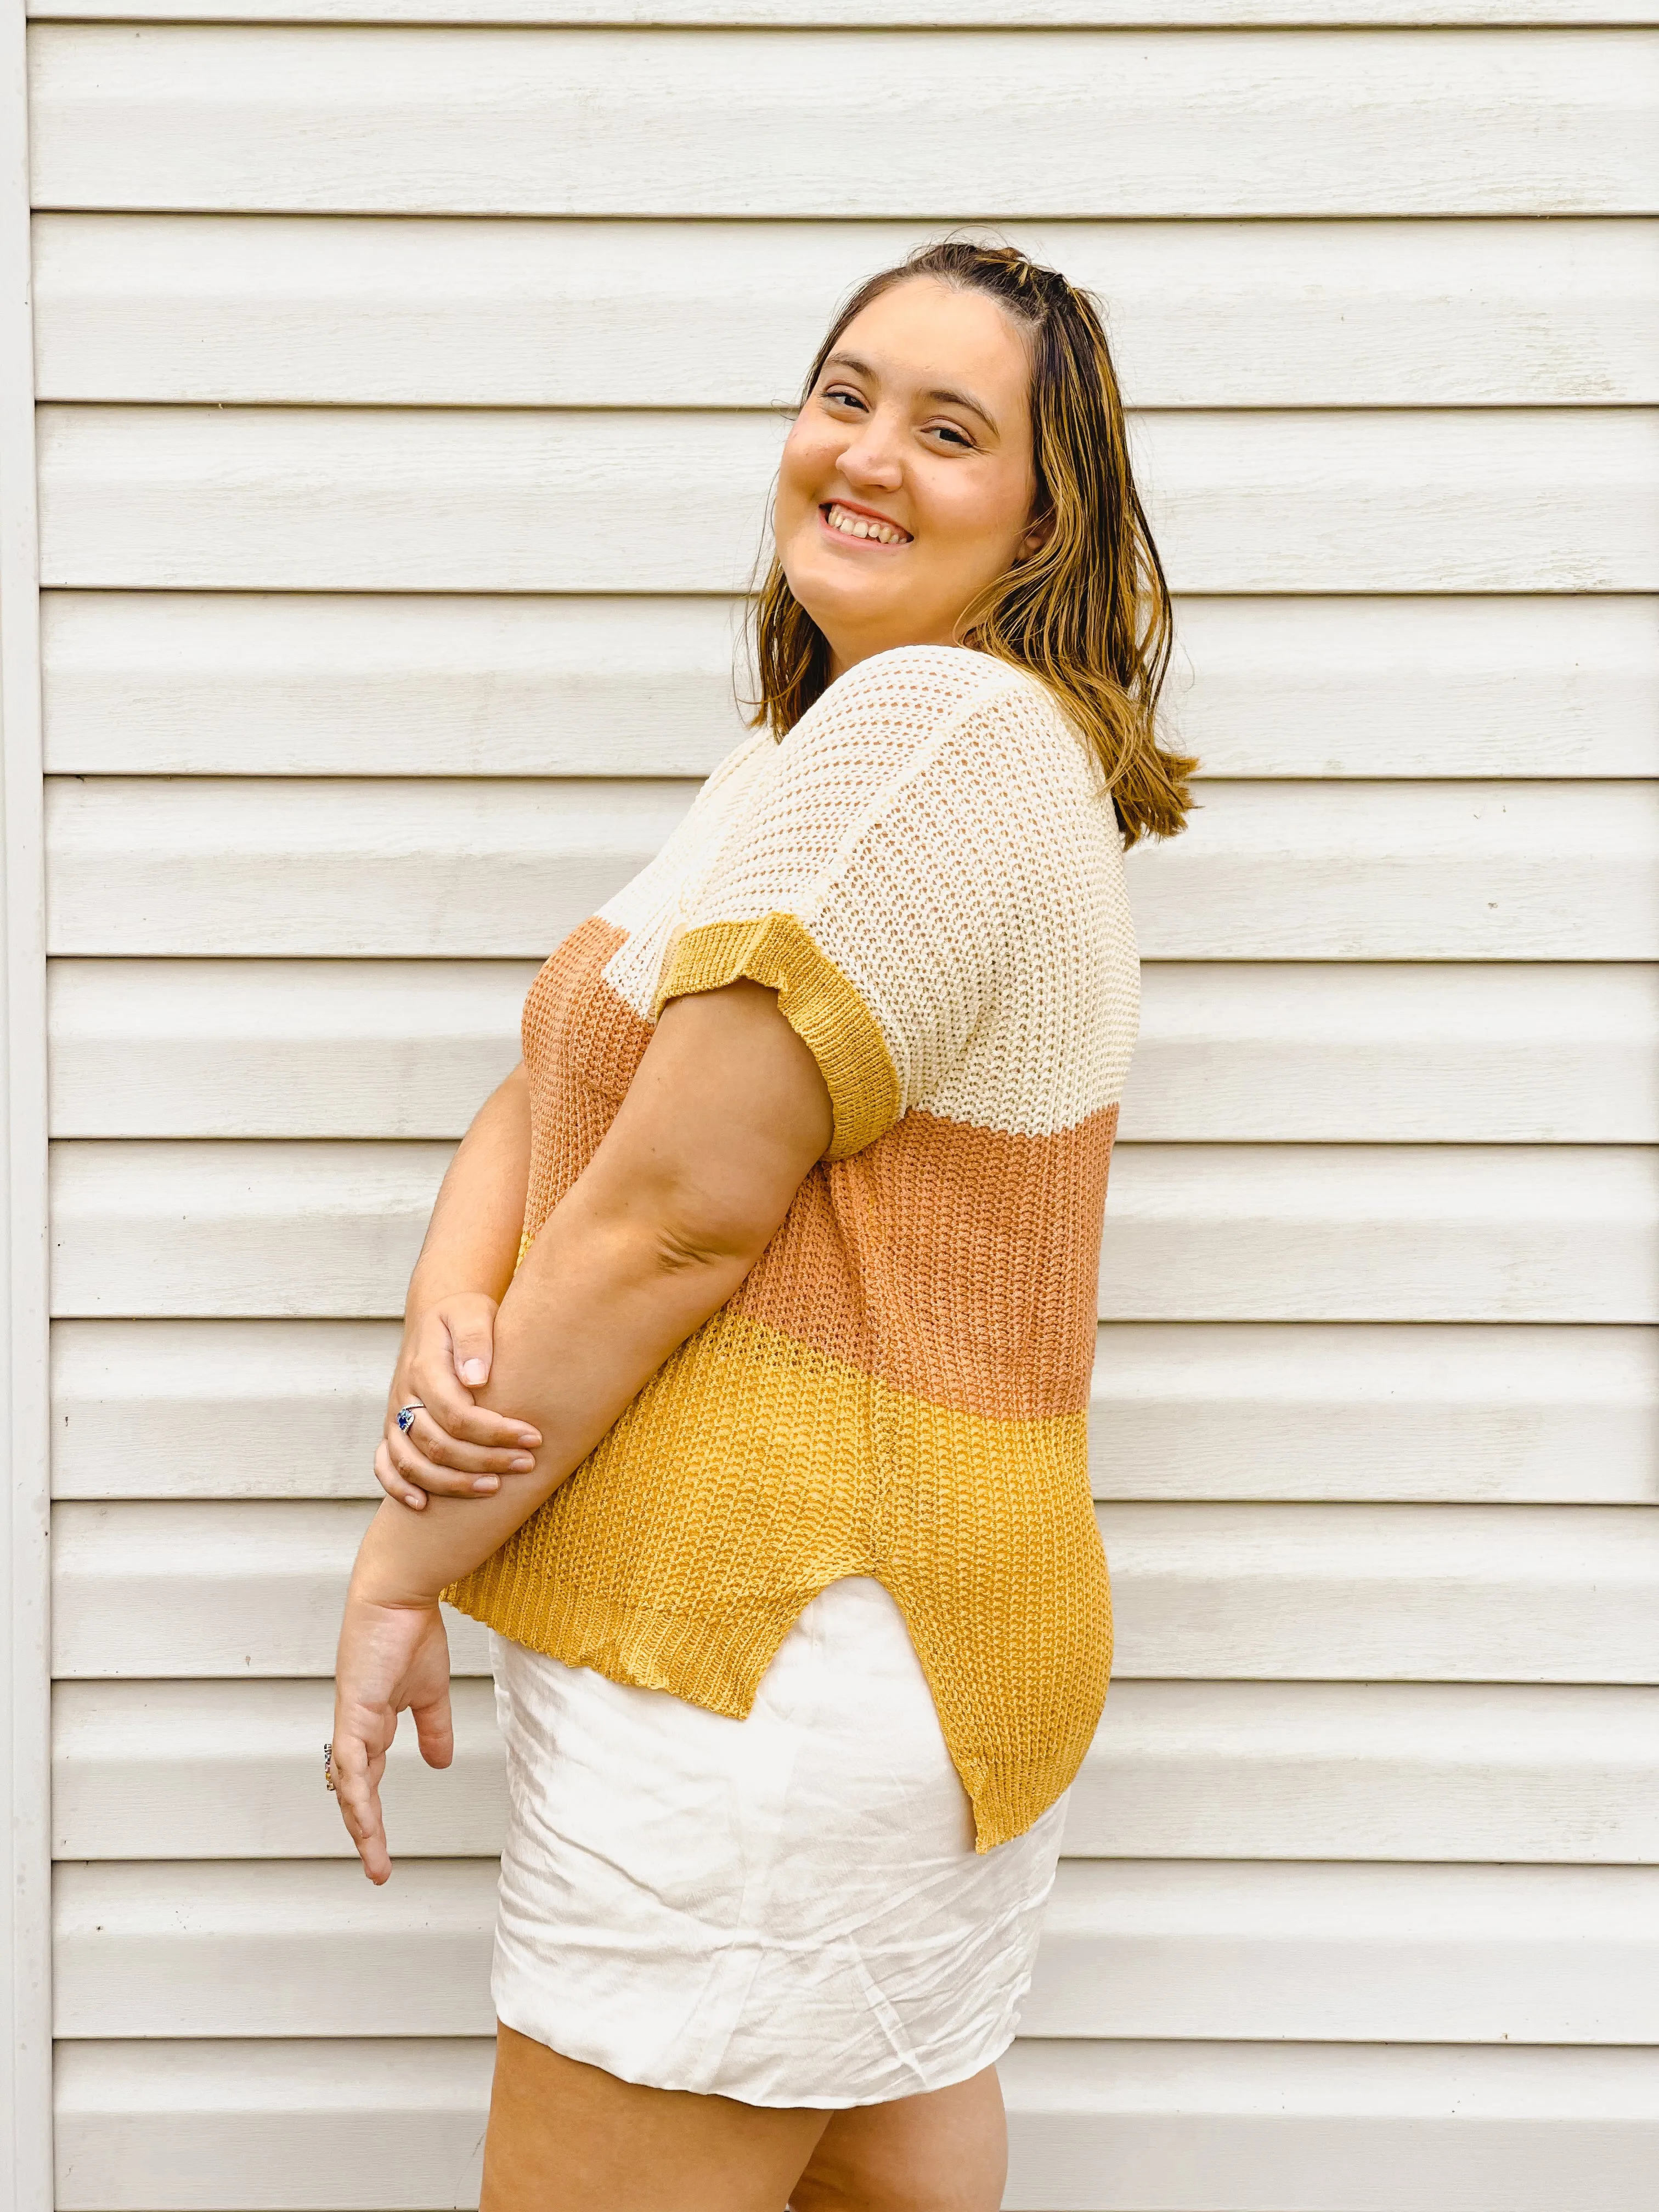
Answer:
[{"left": 837, "top": 417, "right": 904, "bottom": 491}]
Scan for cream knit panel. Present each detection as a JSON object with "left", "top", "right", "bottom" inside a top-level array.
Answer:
[{"left": 594, "top": 728, "right": 776, "bottom": 1023}]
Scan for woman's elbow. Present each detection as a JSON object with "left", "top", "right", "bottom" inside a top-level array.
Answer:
[{"left": 645, "top": 1201, "right": 776, "bottom": 1282}]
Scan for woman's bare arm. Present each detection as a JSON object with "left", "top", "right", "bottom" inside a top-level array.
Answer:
[
  {"left": 357, "top": 981, "right": 830, "bottom": 1594},
  {"left": 330, "top": 981, "right": 833, "bottom": 1877},
  {"left": 375, "top": 1063, "right": 544, "bottom": 1509},
  {"left": 409, "top": 1060, "right": 531, "bottom": 1317}
]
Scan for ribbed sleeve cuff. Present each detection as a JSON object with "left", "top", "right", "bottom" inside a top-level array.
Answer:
[{"left": 654, "top": 912, "right": 899, "bottom": 1160}]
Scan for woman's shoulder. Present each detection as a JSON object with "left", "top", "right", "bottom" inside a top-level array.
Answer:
[
  {"left": 789, "top": 647, "right": 1073, "bottom": 787},
  {"left": 811, "top": 642, "right": 1023, "bottom": 727},
  {"left": 806, "top": 646, "right": 1094, "bottom": 806},
  {"left": 752, "top": 650, "right": 1111, "bottom": 899}
]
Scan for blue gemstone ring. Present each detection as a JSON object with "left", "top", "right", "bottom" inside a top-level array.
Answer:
[{"left": 396, "top": 1401, "right": 424, "bottom": 1435}]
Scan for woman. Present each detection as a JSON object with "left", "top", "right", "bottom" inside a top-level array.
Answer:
[{"left": 328, "top": 239, "right": 1192, "bottom": 2212}]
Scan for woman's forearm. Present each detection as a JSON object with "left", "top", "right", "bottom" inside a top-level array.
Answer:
[{"left": 405, "top": 1063, "right": 532, "bottom": 1314}]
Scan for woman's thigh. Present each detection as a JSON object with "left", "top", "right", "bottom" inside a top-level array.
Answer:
[
  {"left": 787, "top": 2067, "right": 1007, "bottom": 2212},
  {"left": 482, "top": 2024, "right": 827, "bottom": 2212}
]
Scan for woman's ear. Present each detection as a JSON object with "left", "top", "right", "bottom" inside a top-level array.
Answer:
[{"left": 1016, "top": 511, "right": 1055, "bottom": 563}]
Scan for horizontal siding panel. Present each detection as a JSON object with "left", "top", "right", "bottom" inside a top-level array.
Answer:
[
  {"left": 52, "top": 1319, "right": 400, "bottom": 1502},
  {"left": 29, "top": 2, "right": 1659, "bottom": 26},
  {"left": 50, "top": 1140, "right": 1658, "bottom": 1323},
  {"left": 51, "top": 1317, "right": 1659, "bottom": 1506},
  {"left": 53, "top": 1856, "right": 1659, "bottom": 2044},
  {"left": 34, "top": 215, "right": 1659, "bottom": 409},
  {"left": 43, "top": 591, "right": 754, "bottom": 781},
  {"left": 50, "top": 1142, "right": 452, "bottom": 1321},
  {"left": 53, "top": 2037, "right": 492, "bottom": 2212},
  {"left": 49, "top": 960, "right": 537, "bottom": 1141},
  {"left": 1122, "top": 963, "right": 1659, "bottom": 1142},
  {"left": 50, "top": 1499, "right": 491, "bottom": 1678},
  {"left": 53, "top": 1677, "right": 507, "bottom": 1861},
  {"left": 36, "top": 405, "right": 1659, "bottom": 593},
  {"left": 1131, "top": 783, "right": 1659, "bottom": 961},
  {"left": 1029, "top": 1860, "right": 1659, "bottom": 2044},
  {"left": 54, "top": 1859, "right": 499, "bottom": 2038},
  {"left": 45, "top": 780, "right": 1659, "bottom": 961},
  {"left": 1102, "top": 1503, "right": 1659, "bottom": 1681},
  {"left": 46, "top": 777, "right": 697, "bottom": 961},
  {"left": 1090, "top": 1323, "right": 1659, "bottom": 1505},
  {"left": 43, "top": 592, "right": 1659, "bottom": 781},
  {"left": 29, "top": 27, "right": 1659, "bottom": 219},
  {"left": 50, "top": 1498, "right": 1659, "bottom": 1683},
  {"left": 1068, "top": 1680, "right": 1659, "bottom": 1861},
  {"left": 52, "top": 2036, "right": 1659, "bottom": 2212},
  {"left": 998, "top": 2040, "right": 1659, "bottom": 2212},
  {"left": 55, "top": 1675, "right": 1659, "bottom": 1864},
  {"left": 1099, "top": 1143, "right": 1659, "bottom": 1323},
  {"left": 49, "top": 959, "right": 1658, "bottom": 1142}
]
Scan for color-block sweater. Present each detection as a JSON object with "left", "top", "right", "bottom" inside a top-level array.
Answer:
[{"left": 447, "top": 644, "right": 1141, "bottom": 1848}]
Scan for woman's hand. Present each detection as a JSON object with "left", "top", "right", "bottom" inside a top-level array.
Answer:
[
  {"left": 330, "top": 1576, "right": 454, "bottom": 1884},
  {"left": 376, "top": 1290, "right": 543, "bottom": 1510}
]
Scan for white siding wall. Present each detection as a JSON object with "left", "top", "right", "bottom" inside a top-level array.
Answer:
[{"left": 18, "top": 3, "right": 1659, "bottom": 2205}]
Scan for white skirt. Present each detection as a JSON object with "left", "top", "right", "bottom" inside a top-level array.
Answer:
[{"left": 489, "top": 1575, "right": 1068, "bottom": 2108}]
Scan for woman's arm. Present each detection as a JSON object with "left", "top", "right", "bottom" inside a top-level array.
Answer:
[
  {"left": 375, "top": 1063, "right": 545, "bottom": 1510},
  {"left": 330, "top": 980, "right": 833, "bottom": 1879}
]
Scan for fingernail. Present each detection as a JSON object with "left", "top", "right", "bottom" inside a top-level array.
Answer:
[
  {"left": 473, "top": 1477, "right": 500, "bottom": 1493},
  {"left": 516, "top": 1430, "right": 542, "bottom": 1448},
  {"left": 510, "top": 1455, "right": 535, "bottom": 1472},
  {"left": 406, "top": 1492, "right": 425, "bottom": 1510},
  {"left": 460, "top": 1358, "right": 488, "bottom": 1386}
]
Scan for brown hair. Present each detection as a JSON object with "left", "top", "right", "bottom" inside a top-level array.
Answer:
[{"left": 748, "top": 238, "right": 1195, "bottom": 845}]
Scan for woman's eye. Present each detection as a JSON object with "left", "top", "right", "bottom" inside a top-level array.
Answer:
[
  {"left": 823, "top": 386, "right": 866, "bottom": 411},
  {"left": 930, "top": 423, "right": 975, "bottom": 450}
]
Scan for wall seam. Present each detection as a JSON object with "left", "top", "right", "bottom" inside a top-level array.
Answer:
[{"left": 0, "top": 1, "right": 53, "bottom": 2206}]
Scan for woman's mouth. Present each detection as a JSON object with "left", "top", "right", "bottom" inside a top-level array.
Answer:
[{"left": 821, "top": 501, "right": 911, "bottom": 548}]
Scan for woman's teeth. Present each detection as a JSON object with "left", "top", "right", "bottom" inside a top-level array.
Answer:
[{"left": 826, "top": 504, "right": 907, "bottom": 546}]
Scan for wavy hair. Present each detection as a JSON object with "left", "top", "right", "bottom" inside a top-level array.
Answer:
[{"left": 747, "top": 238, "right": 1194, "bottom": 844}]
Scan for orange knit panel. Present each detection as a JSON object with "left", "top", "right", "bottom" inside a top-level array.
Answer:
[
  {"left": 516, "top": 919, "right": 647, "bottom": 1255},
  {"left": 731, "top": 1104, "right": 1118, "bottom": 1420}
]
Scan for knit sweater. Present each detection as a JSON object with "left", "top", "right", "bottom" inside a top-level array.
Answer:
[{"left": 447, "top": 644, "right": 1141, "bottom": 1849}]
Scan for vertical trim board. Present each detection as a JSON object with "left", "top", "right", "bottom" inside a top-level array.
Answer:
[{"left": 1, "top": 0, "right": 52, "bottom": 2202}]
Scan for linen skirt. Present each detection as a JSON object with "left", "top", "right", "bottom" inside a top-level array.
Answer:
[{"left": 489, "top": 1574, "right": 1068, "bottom": 2108}]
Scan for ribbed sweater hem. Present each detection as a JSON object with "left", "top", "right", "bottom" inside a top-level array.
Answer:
[
  {"left": 443, "top": 1565, "right": 1087, "bottom": 1852},
  {"left": 445, "top": 1566, "right": 828, "bottom": 1722}
]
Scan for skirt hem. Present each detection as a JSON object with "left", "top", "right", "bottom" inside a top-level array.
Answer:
[{"left": 490, "top": 1997, "right": 1021, "bottom": 2112}]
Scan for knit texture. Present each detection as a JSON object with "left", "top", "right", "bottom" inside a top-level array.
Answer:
[{"left": 447, "top": 645, "right": 1141, "bottom": 1848}]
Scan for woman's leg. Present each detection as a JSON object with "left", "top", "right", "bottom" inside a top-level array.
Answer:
[
  {"left": 787, "top": 2066, "right": 1007, "bottom": 2212},
  {"left": 481, "top": 2024, "right": 828, "bottom": 2212}
]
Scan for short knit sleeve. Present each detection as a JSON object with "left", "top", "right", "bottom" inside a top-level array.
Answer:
[{"left": 655, "top": 646, "right": 1025, "bottom": 1160}]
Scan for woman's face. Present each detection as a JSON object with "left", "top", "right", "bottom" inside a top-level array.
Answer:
[{"left": 774, "top": 276, "right": 1048, "bottom": 678}]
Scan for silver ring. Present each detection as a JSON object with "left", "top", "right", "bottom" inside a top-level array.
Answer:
[{"left": 396, "top": 1401, "right": 424, "bottom": 1435}]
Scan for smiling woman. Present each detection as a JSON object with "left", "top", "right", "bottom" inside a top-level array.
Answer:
[
  {"left": 326, "top": 238, "right": 1189, "bottom": 2212},
  {"left": 758, "top": 239, "right": 1192, "bottom": 845},
  {"left": 774, "top": 277, "right": 1051, "bottom": 653}
]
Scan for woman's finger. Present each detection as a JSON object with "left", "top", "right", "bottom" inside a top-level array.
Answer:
[
  {"left": 374, "top": 1436, "right": 428, "bottom": 1511},
  {"left": 329, "top": 1730, "right": 392, "bottom": 1883},
  {"left": 406, "top": 1362, "right": 541, "bottom": 1452},
  {"left": 444, "top": 1306, "right": 496, "bottom": 1392},
  {"left": 385, "top": 1421, "right": 505, "bottom": 1501},
  {"left": 403, "top": 1325, "right": 539, "bottom": 1449},
  {"left": 402, "top": 1410, "right": 536, "bottom": 1479},
  {"left": 411, "top": 1682, "right": 455, "bottom": 1771}
]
